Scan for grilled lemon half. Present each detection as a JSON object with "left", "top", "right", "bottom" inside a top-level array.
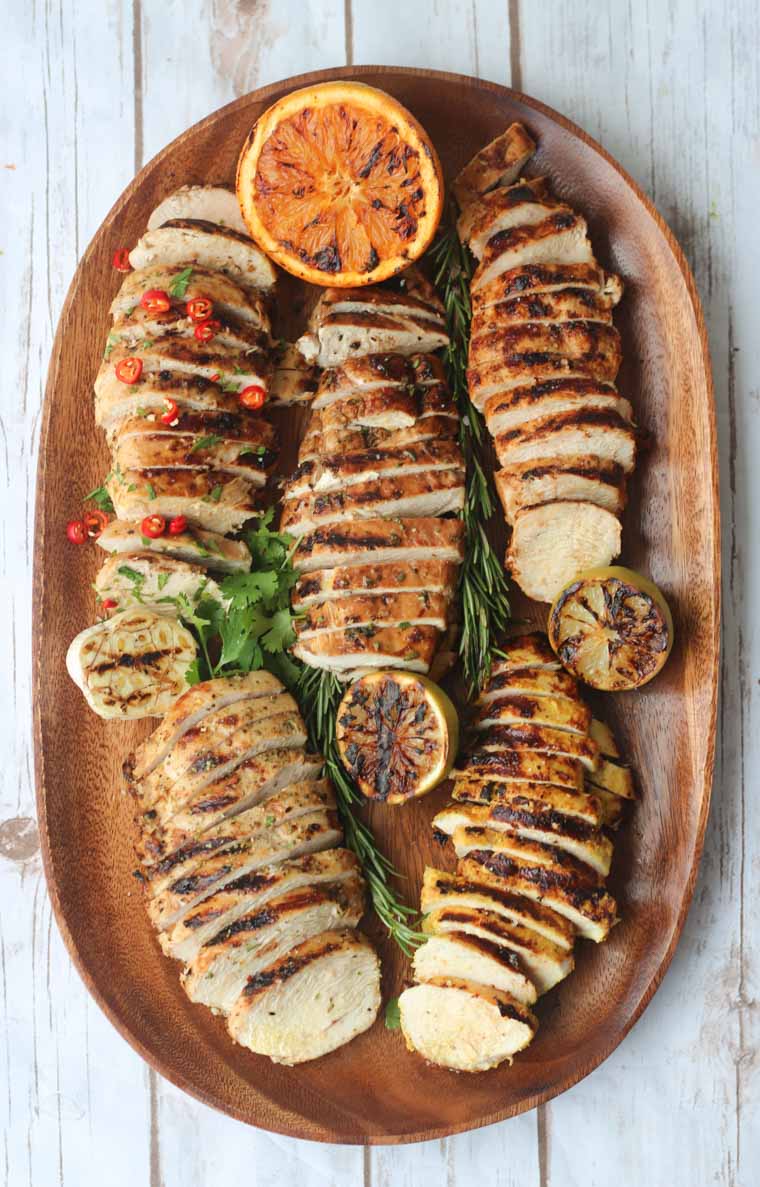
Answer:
[
  {"left": 548, "top": 566, "right": 674, "bottom": 692},
  {"left": 236, "top": 81, "right": 443, "bottom": 287},
  {"left": 336, "top": 671, "right": 459, "bottom": 803}
]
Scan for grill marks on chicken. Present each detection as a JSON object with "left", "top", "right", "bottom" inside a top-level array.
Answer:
[
  {"left": 285, "top": 267, "right": 465, "bottom": 677},
  {"left": 125, "top": 671, "right": 381, "bottom": 1062},
  {"left": 399, "top": 632, "right": 633, "bottom": 1073},
  {"left": 455, "top": 122, "right": 636, "bottom": 603}
]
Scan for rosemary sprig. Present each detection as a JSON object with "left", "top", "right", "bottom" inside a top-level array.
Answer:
[
  {"left": 296, "top": 665, "right": 425, "bottom": 955},
  {"left": 431, "top": 204, "right": 511, "bottom": 695}
]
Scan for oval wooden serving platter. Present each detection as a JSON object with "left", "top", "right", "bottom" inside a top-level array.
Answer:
[{"left": 33, "top": 67, "right": 719, "bottom": 1144}]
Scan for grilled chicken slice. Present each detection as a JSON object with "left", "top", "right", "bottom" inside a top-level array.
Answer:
[
  {"left": 293, "top": 517, "right": 465, "bottom": 574},
  {"left": 147, "top": 184, "right": 250, "bottom": 235},
  {"left": 472, "top": 287, "right": 616, "bottom": 333},
  {"left": 399, "top": 978, "right": 538, "bottom": 1073},
  {"left": 464, "top": 195, "right": 571, "bottom": 264},
  {"left": 483, "top": 378, "right": 631, "bottom": 435},
  {"left": 471, "top": 212, "right": 596, "bottom": 291},
  {"left": 451, "top": 779, "right": 604, "bottom": 828},
  {"left": 107, "top": 468, "right": 257, "bottom": 534},
  {"left": 478, "top": 667, "right": 580, "bottom": 703},
  {"left": 280, "top": 470, "right": 465, "bottom": 535},
  {"left": 312, "top": 386, "right": 420, "bottom": 432},
  {"left": 312, "top": 352, "right": 445, "bottom": 406},
  {"left": 112, "top": 307, "right": 269, "bottom": 355},
  {"left": 135, "top": 696, "right": 301, "bottom": 810},
  {"left": 97, "top": 517, "right": 251, "bottom": 573},
  {"left": 434, "top": 802, "right": 612, "bottom": 877},
  {"left": 588, "top": 753, "right": 636, "bottom": 800},
  {"left": 490, "top": 633, "right": 560, "bottom": 670},
  {"left": 129, "top": 218, "right": 277, "bottom": 292},
  {"left": 302, "top": 284, "right": 445, "bottom": 331},
  {"left": 412, "top": 933, "right": 537, "bottom": 1005},
  {"left": 182, "top": 877, "right": 365, "bottom": 1013},
  {"left": 457, "top": 853, "right": 617, "bottom": 943},
  {"left": 472, "top": 263, "right": 623, "bottom": 315},
  {"left": 424, "top": 906, "right": 574, "bottom": 993},
  {"left": 287, "top": 441, "right": 463, "bottom": 500},
  {"left": 495, "top": 457, "right": 627, "bottom": 523},
  {"left": 111, "top": 264, "right": 266, "bottom": 325},
  {"left": 457, "top": 176, "right": 551, "bottom": 251},
  {"left": 138, "top": 751, "right": 324, "bottom": 866},
  {"left": 163, "top": 848, "right": 357, "bottom": 962},
  {"left": 469, "top": 362, "right": 619, "bottom": 413},
  {"left": 474, "top": 692, "right": 591, "bottom": 735},
  {"left": 101, "top": 338, "right": 271, "bottom": 393},
  {"left": 94, "top": 552, "right": 224, "bottom": 615},
  {"left": 453, "top": 121, "right": 536, "bottom": 209},
  {"left": 127, "top": 671, "right": 287, "bottom": 782},
  {"left": 507, "top": 501, "right": 623, "bottom": 603},
  {"left": 66, "top": 608, "right": 195, "bottom": 720},
  {"left": 112, "top": 428, "right": 274, "bottom": 486},
  {"left": 147, "top": 809, "right": 343, "bottom": 935},
  {"left": 293, "top": 624, "right": 440, "bottom": 675},
  {"left": 293, "top": 560, "right": 460, "bottom": 609},
  {"left": 480, "top": 722, "right": 598, "bottom": 772},
  {"left": 469, "top": 329, "right": 623, "bottom": 411},
  {"left": 420, "top": 867, "right": 574, "bottom": 950},
  {"left": 452, "top": 827, "right": 602, "bottom": 893},
  {"left": 453, "top": 750, "right": 585, "bottom": 791},
  {"left": 269, "top": 341, "right": 318, "bottom": 405},
  {"left": 296, "top": 592, "right": 449, "bottom": 639},
  {"left": 299, "top": 415, "right": 459, "bottom": 462},
  {"left": 493, "top": 408, "right": 636, "bottom": 472},
  {"left": 94, "top": 371, "right": 249, "bottom": 434},
  {"left": 297, "top": 310, "right": 448, "bottom": 368},
  {"left": 227, "top": 929, "right": 381, "bottom": 1064}
]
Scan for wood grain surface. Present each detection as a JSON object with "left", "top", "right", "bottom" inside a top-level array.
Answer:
[{"left": 4, "top": 1, "right": 756, "bottom": 1182}]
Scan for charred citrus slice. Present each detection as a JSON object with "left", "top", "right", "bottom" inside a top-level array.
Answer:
[
  {"left": 548, "top": 566, "right": 674, "bottom": 691},
  {"left": 236, "top": 81, "right": 444, "bottom": 287},
  {"left": 336, "top": 671, "right": 459, "bottom": 803}
]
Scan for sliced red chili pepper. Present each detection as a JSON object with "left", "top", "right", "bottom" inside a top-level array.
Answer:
[
  {"left": 209, "top": 373, "right": 220, "bottom": 382},
  {"left": 168, "top": 515, "right": 188, "bottom": 535},
  {"left": 115, "top": 357, "right": 143, "bottom": 384},
  {"left": 239, "top": 384, "right": 266, "bottom": 411},
  {"left": 66, "top": 519, "right": 88, "bottom": 545},
  {"left": 112, "top": 248, "right": 132, "bottom": 272},
  {"left": 194, "top": 318, "right": 222, "bottom": 343},
  {"left": 100, "top": 598, "right": 118, "bottom": 611},
  {"left": 84, "top": 509, "right": 109, "bottom": 539},
  {"left": 159, "top": 397, "right": 179, "bottom": 426},
  {"left": 141, "top": 514, "right": 166, "bottom": 539},
  {"left": 186, "top": 297, "right": 213, "bottom": 322},
  {"left": 140, "top": 288, "right": 171, "bottom": 314}
]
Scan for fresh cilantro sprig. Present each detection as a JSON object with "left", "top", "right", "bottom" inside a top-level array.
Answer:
[{"left": 168, "top": 267, "right": 193, "bottom": 298}]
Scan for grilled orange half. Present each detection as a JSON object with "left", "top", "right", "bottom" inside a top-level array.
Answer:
[{"left": 236, "top": 81, "right": 444, "bottom": 287}]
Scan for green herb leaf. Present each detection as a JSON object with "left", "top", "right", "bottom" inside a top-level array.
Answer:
[
  {"left": 218, "top": 377, "right": 241, "bottom": 393},
  {"left": 157, "top": 572, "right": 170, "bottom": 591},
  {"left": 189, "top": 434, "right": 224, "bottom": 453},
  {"left": 384, "top": 998, "right": 401, "bottom": 1030},
  {"left": 168, "top": 267, "right": 193, "bottom": 298},
  {"left": 141, "top": 338, "right": 154, "bottom": 348},
  {"left": 84, "top": 484, "right": 115, "bottom": 514},
  {"left": 206, "top": 484, "right": 223, "bottom": 503},
  {"left": 103, "top": 332, "right": 120, "bottom": 361},
  {"left": 146, "top": 482, "right": 156, "bottom": 500},
  {"left": 140, "top": 535, "right": 152, "bottom": 547}
]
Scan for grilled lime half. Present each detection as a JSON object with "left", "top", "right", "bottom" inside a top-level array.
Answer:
[
  {"left": 548, "top": 566, "right": 674, "bottom": 692},
  {"left": 336, "top": 671, "right": 459, "bottom": 804}
]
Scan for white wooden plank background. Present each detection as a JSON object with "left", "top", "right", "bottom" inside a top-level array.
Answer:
[{"left": 1, "top": 0, "right": 756, "bottom": 1182}]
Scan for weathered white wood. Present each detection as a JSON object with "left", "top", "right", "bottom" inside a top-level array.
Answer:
[{"left": 2, "top": 0, "right": 758, "bottom": 1183}]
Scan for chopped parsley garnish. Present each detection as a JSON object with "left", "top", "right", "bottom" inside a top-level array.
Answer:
[
  {"left": 189, "top": 434, "right": 224, "bottom": 453},
  {"left": 157, "top": 572, "right": 170, "bottom": 591},
  {"left": 384, "top": 998, "right": 401, "bottom": 1030},
  {"left": 103, "top": 332, "right": 120, "bottom": 361},
  {"left": 84, "top": 483, "right": 114, "bottom": 514},
  {"left": 168, "top": 267, "right": 193, "bottom": 298},
  {"left": 218, "top": 377, "right": 241, "bottom": 393},
  {"left": 145, "top": 481, "right": 156, "bottom": 500}
]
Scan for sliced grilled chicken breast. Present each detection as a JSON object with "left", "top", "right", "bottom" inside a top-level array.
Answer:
[
  {"left": 493, "top": 409, "right": 636, "bottom": 472},
  {"left": 182, "top": 877, "right": 365, "bottom": 1013},
  {"left": 312, "top": 352, "right": 444, "bottom": 405},
  {"left": 147, "top": 184, "right": 249, "bottom": 235},
  {"left": 163, "top": 848, "right": 357, "bottom": 962},
  {"left": 112, "top": 431, "right": 273, "bottom": 486},
  {"left": 457, "top": 175, "right": 551, "bottom": 250},
  {"left": 129, "top": 218, "right": 277, "bottom": 292},
  {"left": 399, "top": 978, "right": 538, "bottom": 1072},
  {"left": 227, "top": 929, "right": 381, "bottom": 1064},
  {"left": 420, "top": 867, "right": 574, "bottom": 950},
  {"left": 434, "top": 802, "right": 612, "bottom": 877},
  {"left": 471, "top": 213, "right": 596, "bottom": 291},
  {"left": 311, "top": 385, "right": 419, "bottom": 431},
  {"left": 107, "top": 467, "right": 257, "bottom": 534},
  {"left": 465, "top": 196, "right": 570, "bottom": 263},
  {"left": 127, "top": 670, "right": 287, "bottom": 782},
  {"left": 305, "top": 285, "right": 445, "bottom": 327},
  {"left": 293, "top": 624, "right": 440, "bottom": 675},
  {"left": 97, "top": 518, "right": 251, "bottom": 574},
  {"left": 293, "top": 560, "right": 460, "bottom": 609},
  {"left": 472, "top": 287, "right": 616, "bottom": 332},
  {"left": 94, "top": 552, "right": 224, "bottom": 614},
  {"left": 138, "top": 751, "right": 324, "bottom": 865},
  {"left": 452, "top": 826, "right": 602, "bottom": 888},
  {"left": 453, "top": 121, "right": 536, "bottom": 209},
  {"left": 478, "top": 667, "right": 580, "bottom": 703},
  {"left": 111, "top": 264, "right": 266, "bottom": 325},
  {"left": 112, "top": 307, "right": 270, "bottom": 354},
  {"left": 412, "top": 932, "right": 537, "bottom": 1005},
  {"left": 298, "top": 414, "right": 459, "bottom": 462},
  {"left": 507, "top": 501, "right": 622, "bottom": 603},
  {"left": 490, "top": 633, "right": 559, "bottom": 670},
  {"left": 287, "top": 441, "right": 463, "bottom": 499},
  {"left": 472, "top": 263, "right": 622, "bottom": 314},
  {"left": 281, "top": 469, "right": 465, "bottom": 535},
  {"left": 269, "top": 342, "right": 318, "bottom": 405},
  {"left": 293, "top": 517, "right": 465, "bottom": 573},
  {"left": 297, "top": 310, "right": 448, "bottom": 369},
  {"left": 470, "top": 360, "right": 617, "bottom": 412},
  {"left": 147, "top": 809, "right": 343, "bottom": 933},
  {"left": 452, "top": 749, "right": 585, "bottom": 791},
  {"left": 296, "top": 592, "right": 449, "bottom": 639},
  {"left": 94, "top": 371, "right": 246, "bottom": 434},
  {"left": 474, "top": 692, "right": 591, "bottom": 735},
  {"left": 450, "top": 779, "right": 603, "bottom": 827},
  {"left": 495, "top": 457, "right": 627, "bottom": 523},
  {"left": 101, "top": 338, "right": 271, "bottom": 392},
  {"left": 66, "top": 608, "right": 196, "bottom": 720},
  {"left": 480, "top": 722, "right": 598, "bottom": 772},
  {"left": 424, "top": 906, "right": 574, "bottom": 993},
  {"left": 588, "top": 754, "right": 636, "bottom": 800},
  {"left": 483, "top": 378, "right": 630, "bottom": 434},
  {"left": 457, "top": 854, "right": 617, "bottom": 943}
]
